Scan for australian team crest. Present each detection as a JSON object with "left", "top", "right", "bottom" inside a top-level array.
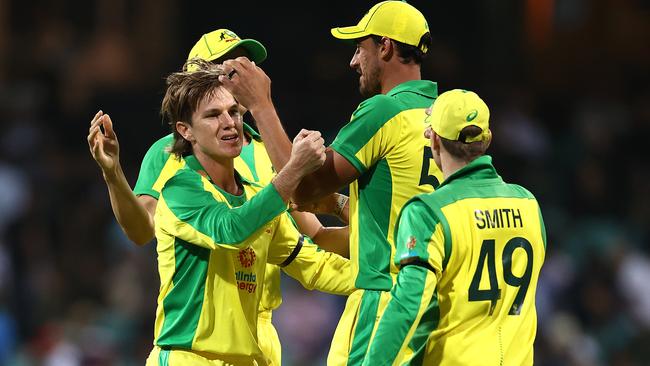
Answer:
[
  {"left": 238, "top": 247, "right": 256, "bottom": 268},
  {"left": 219, "top": 30, "right": 239, "bottom": 42},
  {"left": 407, "top": 236, "right": 417, "bottom": 250}
]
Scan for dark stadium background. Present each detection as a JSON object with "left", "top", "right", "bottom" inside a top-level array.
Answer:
[{"left": 0, "top": 0, "right": 648, "bottom": 364}]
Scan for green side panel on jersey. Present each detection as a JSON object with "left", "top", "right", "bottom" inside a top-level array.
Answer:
[
  {"left": 239, "top": 142, "right": 259, "bottom": 182},
  {"left": 158, "top": 348, "right": 170, "bottom": 366},
  {"left": 157, "top": 237, "right": 210, "bottom": 348},
  {"left": 407, "top": 290, "right": 440, "bottom": 366},
  {"left": 330, "top": 95, "right": 401, "bottom": 173},
  {"left": 134, "top": 134, "right": 174, "bottom": 199},
  {"left": 348, "top": 290, "right": 381, "bottom": 366},
  {"left": 355, "top": 159, "right": 394, "bottom": 290},
  {"left": 538, "top": 206, "right": 547, "bottom": 249}
]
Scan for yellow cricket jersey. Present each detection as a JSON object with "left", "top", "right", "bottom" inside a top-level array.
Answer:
[
  {"left": 133, "top": 124, "right": 284, "bottom": 312},
  {"left": 153, "top": 155, "right": 352, "bottom": 361},
  {"left": 330, "top": 80, "right": 442, "bottom": 291},
  {"left": 363, "top": 156, "right": 547, "bottom": 366}
]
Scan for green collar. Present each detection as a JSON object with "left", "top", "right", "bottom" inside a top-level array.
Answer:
[
  {"left": 243, "top": 122, "right": 262, "bottom": 142},
  {"left": 437, "top": 155, "right": 502, "bottom": 189},
  {"left": 386, "top": 80, "right": 438, "bottom": 98}
]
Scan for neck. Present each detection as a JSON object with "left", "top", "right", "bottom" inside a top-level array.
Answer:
[
  {"left": 440, "top": 151, "right": 468, "bottom": 180},
  {"left": 380, "top": 62, "right": 421, "bottom": 94},
  {"left": 194, "top": 149, "right": 240, "bottom": 195}
]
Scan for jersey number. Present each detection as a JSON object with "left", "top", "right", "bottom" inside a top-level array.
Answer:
[
  {"left": 418, "top": 147, "right": 440, "bottom": 188},
  {"left": 468, "top": 237, "right": 533, "bottom": 315}
]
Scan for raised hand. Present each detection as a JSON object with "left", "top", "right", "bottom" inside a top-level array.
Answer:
[
  {"left": 87, "top": 110, "right": 120, "bottom": 176},
  {"left": 219, "top": 57, "right": 272, "bottom": 112}
]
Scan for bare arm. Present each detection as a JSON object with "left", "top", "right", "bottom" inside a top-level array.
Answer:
[
  {"left": 87, "top": 111, "right": 156, "bottom": 245},
  {"left": 220, "top": 58, "right": 361, "bottom": 204},
  {"left": 290, "top": 210, "right": 350, "bottom": 258}
]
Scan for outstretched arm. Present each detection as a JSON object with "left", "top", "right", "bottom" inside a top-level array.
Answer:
[{"left": 87, "top": 111, "right": 156, "bottom": 245}]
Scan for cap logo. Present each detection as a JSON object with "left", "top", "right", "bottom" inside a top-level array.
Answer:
[
  {"left": 219, "top": 30, "right": 238, "bottom": 42},
  {"left": 466, "top": 110, "right": 478, "bottom": 122}
]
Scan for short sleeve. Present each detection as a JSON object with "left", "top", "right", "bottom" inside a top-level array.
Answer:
[
  {"left": 329, "top": 96, "right": 401, "bottom": 174},
  {"left": 394, "top": 199, "right": 446, "bottom": 273},
  {"left": 134, "top": 135, "right": 175, "bottom": 199},
  {"left": 267, "top": 213, "right": 303, "bottom": 265}
]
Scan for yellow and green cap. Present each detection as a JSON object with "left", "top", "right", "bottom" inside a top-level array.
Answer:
[
  {"left": 331, "top": 1, "right": 430, "bottom": 52},
  {"left": 427, "top": 89, "right": 491, "bottom": 143},
  {"left": 187, "top": 29, "right": 267, "bottom": 64}
]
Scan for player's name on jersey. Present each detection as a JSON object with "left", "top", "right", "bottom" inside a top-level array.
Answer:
[{"left": 474, "top": 208, "right": 523, "bottom": 229}]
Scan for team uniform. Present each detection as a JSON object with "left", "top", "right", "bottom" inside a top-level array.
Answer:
[
  {"left": 134, "top": 124, "right": 349, "bottom": 365},
  {"left": 327, "top": 80, "right": 442, "bottom": 366},
  {"left": 144, "top": 154, "right": 352, "bottom": 365},
  {"left": 363, "top": 156, "right": 547, "bottom": 365}
]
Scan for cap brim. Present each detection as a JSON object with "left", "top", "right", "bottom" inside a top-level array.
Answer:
[
  {"left": 331, "top": 26, "right": 370, "bottom": 40},
  {"left": 235, "top": 39, "right": 267, "bottom": 64}
]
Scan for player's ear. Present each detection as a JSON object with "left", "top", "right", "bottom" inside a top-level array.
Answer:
[
  {"left": 379, "top": 36, "right": 393, "bottom": 61},
  {"left": 176, "top": 121, "right": 194, "bottom": 143}
]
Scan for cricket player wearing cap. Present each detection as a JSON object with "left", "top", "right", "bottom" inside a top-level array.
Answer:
[
  {"left": 218, "top": 2, "right": 442, "bottom": 365},
  {"left": 362, "top": 89, "right": 547, "bottom": 366},
  {"left": 87, "top": 29, "right": 352, "bottom": 366}
]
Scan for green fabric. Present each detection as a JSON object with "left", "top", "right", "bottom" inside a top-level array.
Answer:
[
  {"left": 538, "top": 206, "right": 547, "bottom": 249},
  {"left": 239, "top": 142, "right": 259, "bottom": 181},
  {"left": 362, "top": 265, "right": 431, "bottom": 366},
  {"left": 134, "top": 134, "right": 174, "bottom": 199},
  {"left": 157, "top": 237, "right": 210, "bottom": 348},
  {"left": 406, "top": 291, "right": 440, "bottom": 366},
  {"left": 348, "top": 290, "right": 381, "bottom": 366},
  {"left": 162, "top": 167, "right": 286, "bottom": 245},
  {"left": 355, "top": 159, "right": 394, "bottom": 290},
  {"left": 330, "top": 80, "right": 438, "bottom": 174},
  {"left": 394, "top": 200, "right": 438, "bottom": 264},
  {"left": 158, "top": 348, "right": 170, "bottom": 366},
  {"left": 242, "top": 122, "right": 261, "bottom": 141}
]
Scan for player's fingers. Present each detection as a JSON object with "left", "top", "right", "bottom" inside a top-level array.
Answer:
[
  {"left": 89, "top": 114, "right": 104, "bottom": 134},
  {"left": 90, "top": 110, "right": 103, "bottom": 126},
  {"left": 87, "top": 125, "right": 101, "bottom": 146},
  {"left": 103, "top": 114, "right": 116, "bottom": 139}
]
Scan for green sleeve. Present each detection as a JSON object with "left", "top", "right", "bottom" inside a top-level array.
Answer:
[
  {"left": 329, "top": 95, "right": 400, "bottom": 174},
  {"left": 394, "top": 199, "right": 443, "bottom": 270},
  {"left": 362, "top": 265, "right": 437, "bottom": 366},
  {"left": 134, "top": 135, "right": 173, "bottom": 199},
  {"left": 162, "top": 169, "right": 287, "bottom": 245}
]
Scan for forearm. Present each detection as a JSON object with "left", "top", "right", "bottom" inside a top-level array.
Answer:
[
  {"left": 363, "top": 265, "right": 437, "bottom": 366},
  {"left": 103, "top": 165, "right": 154, "bottom": 245},
  {"left": 313, "top": 226, "right": 349, "bottom": 258},
  {"left": 282, "top": 243, "right": 355, "bottom": 295},
  {"left": 249, "top": 103, "right": 293, "bottom": 171},
  {"left": 271, "top": 164, "right": 303, "bottom": 202}
]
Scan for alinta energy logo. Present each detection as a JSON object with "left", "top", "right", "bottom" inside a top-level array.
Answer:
[{"left": 236, "top": 247, "right": 257, "bottom": 294}]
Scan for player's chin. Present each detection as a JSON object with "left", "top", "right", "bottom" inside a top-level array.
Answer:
[{"left": 221, "top": 145, "right": 243, "bottom": 159}]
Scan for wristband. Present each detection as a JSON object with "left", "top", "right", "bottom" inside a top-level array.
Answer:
[{"left": 335, "top": 193, "right": 349, "bottom": 217}]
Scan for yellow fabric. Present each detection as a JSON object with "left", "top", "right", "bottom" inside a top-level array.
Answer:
[
  {"left": 327, "top": 289, "right": 392, "bottom": 365},
  {"left": 421, "top": 197, "right": 545, "bottom": 365},
  {"left": 154, "top": 178, "right": 298, "bottom": 358},
  {"left": 187, "top": 28, "right": 267, "bottom": 65},
  {"left": 257, "top": 311, "right": 281, "bottom": 366},
  {"left": 331, "top": 1, "right": 429, "bottom": 52},
  {"left": 428, "top": 89, "right": 491, "bottom": 142},
  {"left": 347, "top": 110, "right": 439, "bottom": 287},
  {"left": 146, "top": 346, "right": 262, "bottom": 366}
]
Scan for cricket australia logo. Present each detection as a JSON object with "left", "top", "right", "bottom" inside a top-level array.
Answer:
[
  {"left": 407, "top": 236, "right": 417, "bottom": 250},
  {"left": 219, "top": 30, "right": 239, "bottom": 42},
  {"left": 238, "top": 247, "right": 256, "bottom": 268}
]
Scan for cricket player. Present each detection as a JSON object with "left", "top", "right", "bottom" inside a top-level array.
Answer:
[
  {"left": 87, "top": 30, "right": 350, "bottom": 366},
  {"left": 363, "top": 89, "right": 547, "bottom": 365},
  {"left": 218, "top": 2, "right": 442, "bottom": 364}
]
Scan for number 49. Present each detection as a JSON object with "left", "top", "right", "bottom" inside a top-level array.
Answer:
[{"left": 468, "top": 237, "right": 533, "bottom": 316}]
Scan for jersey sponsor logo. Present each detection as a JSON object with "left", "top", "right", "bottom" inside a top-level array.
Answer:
[
  {"left": 235, "top": 271, "right": 257, "bottom": 293},
  {"left": 238, "top": 247, "right": 256, "bottom": 268}
]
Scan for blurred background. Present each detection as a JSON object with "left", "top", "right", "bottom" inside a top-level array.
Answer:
[{"left": 0, "top": 0, "right": 648, "bottom": 365}]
